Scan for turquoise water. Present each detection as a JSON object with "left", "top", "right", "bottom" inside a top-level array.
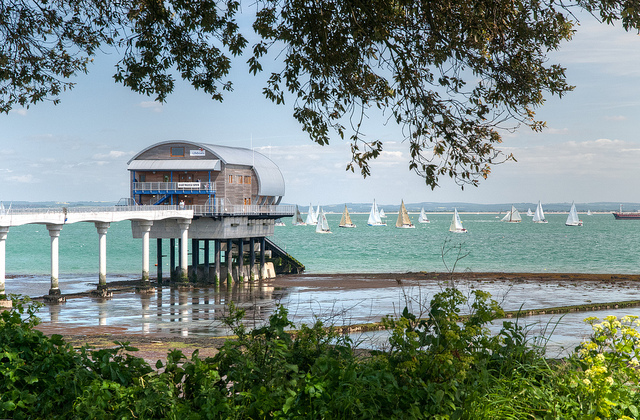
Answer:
[
  {"left": 271, "top": 213, "right": 639, "bottom": 274},
  {"left": 4, "top": 212, "right": 638, "bottom": 278}
]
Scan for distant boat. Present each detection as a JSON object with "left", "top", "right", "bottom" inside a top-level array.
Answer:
[
  {"left": 613, "top": 204, "right": 640, "bottom": 219},
  {"left": 367, "top": 199, "right": 387, "bottom": 226},
  {"left": 532, "top": 201, "right": 548, "bottom": 224},
  {"left": 418, "top": 207, "right": 430, "bottom": 224},
  {"left": 316, "top": 208, "right": 332, "bottom": 233},
  {"left": 292, "top": 205, "right": 306, "bottom": 226},
  {"left": 449, "top": 208, "right": 467, "bottom": 233},
  {"left": 339, "top": 204, "right": 356, "bottom": 228},
  {"left": 305, "top": 204, "right": 317, "bottom": 225},
  {"left": 396, "top": 200, "right": 415, "bottom": 229},
  {"left": 501, "top": 205, "right": 522, "bottom": 223},
  {"left": 587, "top": 210, "right": 592, "bottom": 216},
  {"left": 379, "top": 208, "right": 387, "bottom": 218},
  {"left": 275, "top": 218, "right": 286, "bottom": 227},
  {"left": 527, "top": 208, "right": 534, "bottom": 217},
  {"left": 565, "top": 202, "right": 583, "bottom": 226}
]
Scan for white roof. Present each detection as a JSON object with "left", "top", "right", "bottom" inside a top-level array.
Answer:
[
  {"left": 128, "top": 141, "right": 285, "bottom": 197},
  {"left": 128, "top": 160, "right": 221, "bottom": 171}
]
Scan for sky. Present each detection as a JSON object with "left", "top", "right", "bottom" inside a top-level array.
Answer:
[{"left": 2, "top": 12, "right": 640, "bottom": 207}]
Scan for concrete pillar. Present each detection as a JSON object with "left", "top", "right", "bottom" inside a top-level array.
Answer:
[
  {"left": 191, "top": 239, "right": 199, "bottom": 278},
  {"left": 214, "top": 240, "right": 221, "bottom": 285},
  {"left": 226, "top": 239, "right": 233, "bottom": 285},
  {"left": 177, "top": 219, "right": 191, "bottom": 282},
  {"left": 249, "top": 237, "right": 256, "bottom": 281},
  {"left": 157, "top": 238, "right": 163, "bottom": 284},
  {"left": 238, "top": 239, "right": 244, "bottom": 282},
  {"left": 0, "top": 227, "right": 10, "bottom": 307},
  {"left": 260, "top": 237, "right": 266, "bottom": 280},
  {"left": 95, "top": 222, "right": 110, "bottom": 293},
  {"left": 204, "top": 240, "right": 210, "bottom": 266},
  {"left": 170, "top": 238, "right": 176, "bottom": 279},
  {"left": 138, "top": 220, "right": 153, "bottom": 286},
  {"left": 46, "top": 224, "right": 64, "bottom": 296}
]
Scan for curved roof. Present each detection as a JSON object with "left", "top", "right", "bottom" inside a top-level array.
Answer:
[{"left": 128, "top": 141, "right": 285, "bottom": 197}]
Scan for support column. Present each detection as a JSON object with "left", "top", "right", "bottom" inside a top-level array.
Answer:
[
  {"left": 238, "top": 239, "right": 244, "bottom": 282},
  {"left": 249, "top": 237, "right": 256, "bottom": 281},
  {"left": 226, "top": 239, "right": 233, "bottom": 285},
  {"left": 170, "top": 238, "right": 176, "bottom": 280},
  {"left": 177, "top": 219, "right": 191, "bottom": 282},
  {"left": 138, "top": 220, "right": 153, "bottom": 288},
  {"left": 204, "top": 240, "right": 210, "bottom": 266},
  {"left": 95, "top": 222, "right": 110, "bottom": 295},
  {"left": 157, "top": 238, "right": 163, "bottom": 284},
  {"left": 260, "top": 237, "right": 266, "bottom": 279},
  {"left": 46, "top": 224, "right": 64, "bottom": 298},
  {"left": 191, "top": 238, "right": 199, "bottom": 280},
  {"left": 214, "top": 240, "right": 221, "bottom": 285},
  {"left": 0, "top": 227, "right": 11, "bottom": 308}
]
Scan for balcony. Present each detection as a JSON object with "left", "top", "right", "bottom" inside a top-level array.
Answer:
[{"left": 132, "top": 181, "right": 215, "bottom": 195}]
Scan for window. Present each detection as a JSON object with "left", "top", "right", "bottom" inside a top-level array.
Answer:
[
  {"left": 244, "top": 198, "right": 252, "bottom": 205},
  {"left": 228, "top": 175, "right": 233, "bottom": 184},
  {"left": 170, "top": 147, "right": 184, "bottom": 157},
  {"left": 139, "top": 174, "right": 146, "bottom": 182},
  {"left": 238, "top": 176, "right": 243, "bottom": 184},
  {"left": 244, "top": 176, "right": 251, "bottom": 184}
]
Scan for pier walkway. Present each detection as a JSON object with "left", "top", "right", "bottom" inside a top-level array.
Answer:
[{"left": 0, "top": 204, "right": 294, "bottom": 305}]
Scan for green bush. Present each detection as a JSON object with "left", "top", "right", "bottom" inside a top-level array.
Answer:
[{"left": 2, "top": 291, "right": 640, "bottom": 418}]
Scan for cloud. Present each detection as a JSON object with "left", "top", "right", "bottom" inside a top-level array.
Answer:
[
  {"left": 138, "top": 101, "right": 163, "bottom": 113},
  {"left": 604, "top": 115, "right": 627, "bottom": 121},
  {"left": 9, "top": 108, "right": 27, "bottom": 116},
  {"left": 7, "top": 174, "right": 37, "bottom": 183},
  {"left": 92, "top": 150, "right": 128, "bottom": 159}
]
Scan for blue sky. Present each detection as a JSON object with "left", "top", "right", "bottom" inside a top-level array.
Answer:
[{"left": 2, "top": 13, "right": 640, "bottom": 207}]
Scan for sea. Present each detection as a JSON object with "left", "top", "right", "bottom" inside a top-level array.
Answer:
[{"left": 4, "top": 211, "right": 640, "bottom": 356}]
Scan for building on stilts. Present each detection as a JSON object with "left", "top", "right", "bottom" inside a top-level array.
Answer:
[{"left": 127, "top": 140, "right": 303, "bottom": 285}]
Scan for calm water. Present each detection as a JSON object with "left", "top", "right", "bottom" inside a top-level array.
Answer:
[{"left": 3, "top": 211, "right": 640, "bottom": 355}]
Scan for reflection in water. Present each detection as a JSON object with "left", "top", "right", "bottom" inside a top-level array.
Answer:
[{"left": 37, "top": 281, "right": 286, "bottom": 338}]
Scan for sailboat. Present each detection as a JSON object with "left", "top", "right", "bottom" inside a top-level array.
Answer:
[
  {"left": 396, "top": 200, "right": 415, "bottom": 228},
  {"left": 339, "top": 204, "right": 356, "bottom": 228},
  {"left": 305, "top": 204, "right": 317, "bottom": 225},
  {"left": 292, "top": 205, "right": 306, "bottom": 226},
  {"left": 449, "top": 208, "right": 467, "bottom": 233},
  {"left": 275, "top": 219, "right": 286, "bottom": 226},
  {"left": 527, "top": 208, "right": 534, "bottom": 217},
  {"left": 379, "top": 208, "right": 387, "bottom": 218},
  {"left": 367, "top": 199, "right": 387, "bottom": 226},
  {"left": 418, "top": 207, "right": 430, "bottom": 223},
  {"left": 501, "top": 205, "right": 522, "bottom": 223},
  {"left": 565, "top": 202, "right": 583, "bottom": 226},
  {"left": 587, "top": 210, "right": 593, "bottom": 216},
  {"left": 316, "top": 208, "right": 332, "bottom": 233},
  {"left": 532, "top": 201, "right": 548, "bottom": 224}
]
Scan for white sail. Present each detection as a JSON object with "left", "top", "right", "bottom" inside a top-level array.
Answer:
[
  {"left": 532, "top": 201, "right": 547, "bottom": 223},
  {"left": 305, "top": 204, "right": 317, "bottom": 225},
  {"left": 379, "top": 208, "right": 386, "bottom": 218},
  {"left": 587, "top": 210, "right": 592, "bottom": 216},
  {"left": 418, "top": 207, "right": 430, "bottom": 223},
  {"left": 449, "top": 208, "right": 467, "bottom": 233},
  {"left": 395, "top": 200, "right": 415, "bottom": 228},
  {"left": 316, "top": 208, "right": 331, "bottom": 233},
  {"left": 367, "top": 199, "right": 386, "bottom": 226},
  {"left": 527, "top": 208, "right": 534, "bottom": 217},
  {"left": 502, "top": 205, "right": 521, "bottom": 223},
  {"left": 565, "top": 202, "right": 583, "bottom": 226},
  {"left": 293, "top": 205, "right": 306, "bottom": 225},
  {"left": 339, "top": 204, "right": 356, "bottom": 228}
]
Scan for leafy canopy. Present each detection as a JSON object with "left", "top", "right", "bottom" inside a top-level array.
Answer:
[{"left": 2, "top": 0, "right": 639, "bottom": 188}]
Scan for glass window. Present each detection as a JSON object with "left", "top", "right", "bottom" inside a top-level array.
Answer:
[
  {"left": 238, "top": 176, "right": 243, "bottom": 184},
  {"left": 244, "top": 176, "right": 251, "bottom": 184},
  {"left": 228, "top": 175, "right": 233, "bottom": 184},
  {"left": 171, "top": 147, "right": 184, "bottom": 157}
]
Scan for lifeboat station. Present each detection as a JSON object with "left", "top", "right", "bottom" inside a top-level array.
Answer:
[{"left": 0, "top": 140, "right": 302, "bottom": 305}]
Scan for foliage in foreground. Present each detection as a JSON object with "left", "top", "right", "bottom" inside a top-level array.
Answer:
[{"left": 1, "top": 292, "right": 640, "bottom": 419}]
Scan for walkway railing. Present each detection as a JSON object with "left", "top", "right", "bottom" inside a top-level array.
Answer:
[
  {"left": 0, "top": 204, "right": 294, "bottom": 218},
  {"left": 132, "top": 181, "right": 215, "bottom": 193}
]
